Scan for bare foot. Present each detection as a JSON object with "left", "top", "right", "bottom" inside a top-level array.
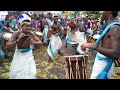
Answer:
[
  {"left": 48, "top": 57, "right": 53, "bottom": 62},
  {"left": 58, "top": 51, "right": 63, "bottom": 56}
]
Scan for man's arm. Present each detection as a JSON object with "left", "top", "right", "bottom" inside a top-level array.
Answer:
[
  {"left": 29, "top": 31, "right": 40, "bottom": 42},
  {"left": 5, "top": 32, "right": 18, "bottom": 49},
  {"left": 27, "top": 31, "right": 43, "bottom": 45},
  {"left": 95, "top": 25, "right": 120, "bottom": 60},
  {"left": 30, "top": 38, "right": 43, "bottom": 45}
]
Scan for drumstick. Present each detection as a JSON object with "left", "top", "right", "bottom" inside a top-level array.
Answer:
[
  {"left": 69, "top": 57, "right": 74, "bottom": 79},
  {"left": 64, "top": 60, "right": 69, "bottom": 79},
  {"left": 76, "top": 56, "right": 81, "bottom": 79},
  {"left": 82, "top": 53, "right": 87, "bottom": 79},
  {"left": 76, "top": 56, "right": 78, "bottom": 79},
  {"left": 81, "top": 57, "right": 84, "bottom": 79},
  {"left": 75, "top": 56, "right": 78, "bottom": 79},
  {"left": 83, "top": 56, "right": 87, "bottom": 79}
]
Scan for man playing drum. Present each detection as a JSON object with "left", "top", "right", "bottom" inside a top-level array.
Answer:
[
  {"left": 81, "top": 11, "right": 120, "bottom": 79},
  {"left": 47, "top": 15, "right": 62, "bottom": 61},
  {"left": 6, "top": 14, "right": 43, "bottom": 79}
]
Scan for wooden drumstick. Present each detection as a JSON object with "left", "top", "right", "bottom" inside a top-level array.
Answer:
[
  {"left": 64, "top": 60, "right": 69, "bottom": 79},
  {"left": 69, "top": 56, "right": 74, "bottom": 79},
  {"left": 76, "top": 56, "right": 81, "bottom": 79},
  {"left": 83, "top": 55, "right": 87, "bottom": 79},
  {"left": 82, "top": 58, "right": 85, "bottom": 79}
]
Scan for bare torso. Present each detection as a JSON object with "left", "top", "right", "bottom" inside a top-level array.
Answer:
[
  {"left": 15, "top": 31, "right": 32, "bottom": 49},
  {"left": 101, "top": 25, "right": 120, "bottom": 49}
]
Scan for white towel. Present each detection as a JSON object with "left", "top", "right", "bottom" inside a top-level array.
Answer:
[
  {"left": 76, "top": 30, "right": 87, "bottom": 54},
  {"left": 9, "top": 48, "right": 37, "bottom": 79},
  {"left": 43, "top": 26, "right": 50, "bottom": 44},
  {"left": 90, "top": 52, "right": 114, "bottom": 79},
  {"left": 47, "top": 34, "right": 62, "bottom": 59}
]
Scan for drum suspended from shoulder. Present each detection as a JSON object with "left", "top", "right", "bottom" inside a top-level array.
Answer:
[
  {"left": 34, "top": 31, "right": 43, "bottom": 41},
  {"left": 2, "top": 32, "right": 12, "bottom": 41}
]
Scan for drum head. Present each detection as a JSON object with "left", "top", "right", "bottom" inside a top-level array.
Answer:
[
  {"left": 2, "top": 33, "right": 12, "bottom": 40},
  {"left": 35, "top": 31, "right": 43, "bottom": 36},
  {"left": 93, "top": 34, "right": 100, "bottom": 39}
]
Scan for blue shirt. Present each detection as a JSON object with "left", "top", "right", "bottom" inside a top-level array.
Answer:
[
  {"left": 11, "top": 18, "right": 17, "bottom": 30},
  {"left": 0, "top": 21, "right": 4, "bottom": 33},
  {"left": 60, "top": 19, "right": 66, "bottom": 27},
  {"left": 46, "top": 18, "right": 52, "bottom": 28}
]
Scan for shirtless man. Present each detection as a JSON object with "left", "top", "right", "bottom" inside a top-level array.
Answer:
[
  {"left": 47, "top": 15, "right": 63, "bottom": 61},
  {"left": 65, "top": 19, "right": 78, "bottom": 48},
  {"left": 81, "top": 11, "right": 120, "bottom": 79},
  {"left": 6, "top": 14, "right": 43, "bottom": 79}
]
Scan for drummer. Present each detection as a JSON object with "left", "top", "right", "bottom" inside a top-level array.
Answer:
[
  {"left": 47, "top": 15, "right": 62, "bottom": 61},
  {"left": 65, "top": 19, "right": 78, "bottom": 48},
  {"left": 6, "top": 14, "right": 43, "bottom": 79},
  {"left": 81, "top": 11, "right": 120, "bottom": 79}
]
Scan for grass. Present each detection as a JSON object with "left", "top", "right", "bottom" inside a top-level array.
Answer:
[{"left": 0, "top": 45, "right": 120, "bottom": 79}]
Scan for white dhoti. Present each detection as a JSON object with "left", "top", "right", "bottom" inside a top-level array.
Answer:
[
  {"left": 47, "top": 34, "right": 62, "bottom": 59},
  {"left": 66, "top": 31, "right": 78, "bottom": 45},
  {"left": 43, "top": 26, "right": 49, "bottom": 44},
  {"left": 9, "top": 48, "right": 37, "bottom": 79},
  {"left": 91, "top": 52, "right": 114, "bottom": 79},
  {"left": 75, "top": 31, "right": 87, "bottom": 55}
]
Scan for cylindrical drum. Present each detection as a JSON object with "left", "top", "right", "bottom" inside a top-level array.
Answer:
[{"left": 64, "top": 55, "right": 88, "bottom": 79}]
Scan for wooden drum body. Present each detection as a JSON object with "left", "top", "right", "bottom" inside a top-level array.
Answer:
[
  {"left": 34, "top": 31, "right": 43, "bottom": 49},
  {"left": 87, "top": 34, "right": 100, "bottom": 43},
  {"left": 35, "top": 31, "right": 43, "bottom": 41},
  {"left": 2, "top": 32, "right": 12, "bottom": 41},
  {"left": 64, "top": 55, "right": 88, "bottom": 79},
  {"left": 2, "top": 32, "right": 12, "bottom": 47}
]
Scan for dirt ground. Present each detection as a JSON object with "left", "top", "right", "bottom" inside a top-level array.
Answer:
[{"left": 0, "top": 41, "right": 120, "bottom": 79}]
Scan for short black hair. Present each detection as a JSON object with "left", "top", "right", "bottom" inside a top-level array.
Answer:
[{"left": 111, "top": 11, "right": 118, "bottom": 17}]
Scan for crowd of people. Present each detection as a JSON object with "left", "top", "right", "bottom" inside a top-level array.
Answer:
[{"left": 0, "top": 11, "right": 120, "bottom": 79}]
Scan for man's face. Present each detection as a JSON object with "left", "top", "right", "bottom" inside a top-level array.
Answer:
[
  {"left": 84, "top": 17, "right": 88, "bottom": 22},
  {"left": 101, "top": 11, "right": 109, "bottom": 21},
  {"left": 54, "top": 18, "right": 58, "bottom": 22},
  {"left": 22, "top": 23, "right": 32, "bottom": 33}
]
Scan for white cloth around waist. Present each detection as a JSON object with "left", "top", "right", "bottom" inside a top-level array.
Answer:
[{"left": 90, "top": 52, "right": 115, "bottom": 79}]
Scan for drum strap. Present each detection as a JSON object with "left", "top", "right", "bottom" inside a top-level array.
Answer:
[{"left": 95, "top": 22, "right": 120, "bottom": 45}]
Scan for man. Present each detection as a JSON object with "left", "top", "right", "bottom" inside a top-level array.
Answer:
[
  {"left": 0, "top": 21, "right": 7, "bottom": 58},
  {"left": 6, "top": 14, "right": 43, "bottom": 79},
  {"left": 47, "top": 15, "right": 62, "bottom": 61},
  {"left": 46, "top": 12, "right": 53, "bottom": 28},
  {"left": 9, "top": 14, "right": 18, "bottom": 31},
  {"left": 81, "top": 11, "right": 120, "bottom": 79},
  {"left": 99, "top": 18, "right": 106, "bottom": 35},
  {"left": 65, "top": 19, "right": 78, "bottom": 45}
]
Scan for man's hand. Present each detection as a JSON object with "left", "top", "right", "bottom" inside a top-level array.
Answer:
[
  {"left": 16, "top": 31, "right": 25, "bottom": 42},
  {"left": 81, "top": 43, "right": 97, "bottom": 51}
]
